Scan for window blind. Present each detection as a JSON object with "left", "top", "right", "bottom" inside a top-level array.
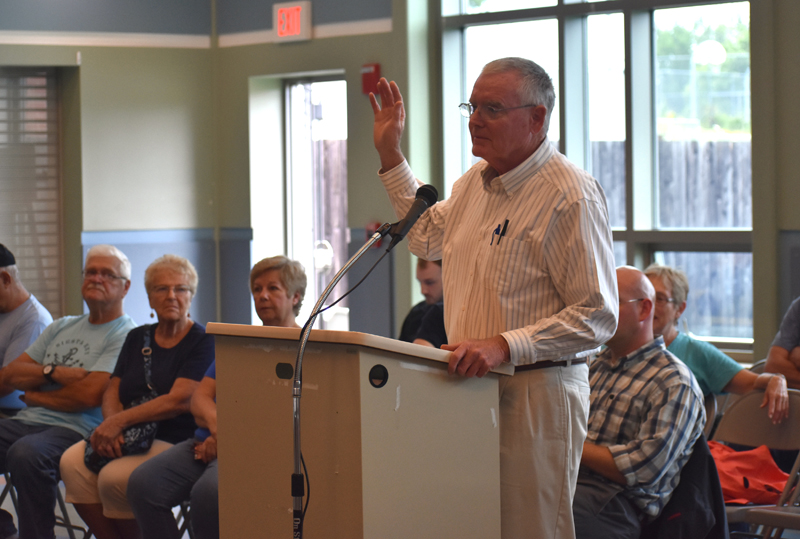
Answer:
[{"left": 0, "top": 67, "right": 63, "bottom": 317}]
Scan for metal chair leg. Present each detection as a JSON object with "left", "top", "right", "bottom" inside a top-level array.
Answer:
[
  {"left": 2, "top": 473, "right": 91, "bottom": 539},
  {"left": 177, "top": 500, "right": 195, "bottom": 539}
]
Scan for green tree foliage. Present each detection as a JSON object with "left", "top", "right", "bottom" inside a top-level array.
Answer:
[{"left": 656, "top": 17, "right": 750, "bottom": 133}]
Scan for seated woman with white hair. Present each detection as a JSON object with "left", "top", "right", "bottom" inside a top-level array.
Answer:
[
  {"left": 644, "top": 263, "right": 788, "bottom": 423},
  {"left": 59, "top": 254, "right": 215, "bottom": 539},
  {"left": 127, "top": 255, "right": 307, "bottom": 539}
]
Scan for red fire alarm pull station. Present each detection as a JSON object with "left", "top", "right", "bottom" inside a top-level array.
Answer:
[{"left": 361, "top": 64, "right": 381, "bottom": 95}]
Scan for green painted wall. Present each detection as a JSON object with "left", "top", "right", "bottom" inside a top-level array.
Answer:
[{"left": 78, "top": 47, "right": 215, "bottom": 231}]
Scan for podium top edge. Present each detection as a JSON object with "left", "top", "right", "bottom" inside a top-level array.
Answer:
[{"left": 206, "top": 322, "right": 514, "bottom": 376}]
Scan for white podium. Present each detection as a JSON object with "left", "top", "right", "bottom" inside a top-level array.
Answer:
[{"left": 207, "top": 323, "right": 512, "bottom": 539}]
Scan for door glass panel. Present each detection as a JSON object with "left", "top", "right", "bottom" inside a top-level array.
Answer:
[{"left": 286, "top": 80, "right": 349, "bottom": 330}]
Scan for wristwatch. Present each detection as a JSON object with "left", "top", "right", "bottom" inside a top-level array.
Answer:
[{"left": 42, "top": 364, "right": 57, "bottom": 383}]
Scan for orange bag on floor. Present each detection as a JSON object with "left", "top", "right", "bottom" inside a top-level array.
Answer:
[{"left": 708, "top": 441, "right": 788, "bottom": 505}]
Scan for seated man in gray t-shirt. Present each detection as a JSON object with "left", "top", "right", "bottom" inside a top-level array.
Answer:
[
  {"left": 766, "top": 296, "right": 800, "bottom": 389},
  {"left": 0, "top": 245, "right": 136, "bottom": 539},
  {"left": 0, "top": 244, "right": 53, "bottom": 409}
]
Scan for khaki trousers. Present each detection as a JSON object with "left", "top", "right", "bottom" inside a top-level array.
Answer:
[{"left": 499, "top": 363, "right": 590, "bottom": 539}]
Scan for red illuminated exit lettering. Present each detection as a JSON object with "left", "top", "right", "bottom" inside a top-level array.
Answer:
[{"left": 277, "top": 6, "right": 303, "bottom": 37}]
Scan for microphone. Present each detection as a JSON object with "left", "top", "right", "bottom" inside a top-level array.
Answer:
[{"left": 387, "top": 184, "right": 439, "bottom": 251}]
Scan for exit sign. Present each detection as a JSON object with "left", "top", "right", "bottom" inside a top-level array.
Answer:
[{"left": 274, "top": 1, "right": 312, "bottom": 42}]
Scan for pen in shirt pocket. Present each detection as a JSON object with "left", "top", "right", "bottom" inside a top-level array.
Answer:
[{"left": 497, "top": 219, "right": 509, "bottom": 245}]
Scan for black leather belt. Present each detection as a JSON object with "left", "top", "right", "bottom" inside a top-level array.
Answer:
[{"left": 515, "top": 358, "right": 587, "bottom": 373}]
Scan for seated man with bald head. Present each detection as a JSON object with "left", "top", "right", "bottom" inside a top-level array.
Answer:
[{"left": 573, "top": 266, "right": 705, "bottom": 539}]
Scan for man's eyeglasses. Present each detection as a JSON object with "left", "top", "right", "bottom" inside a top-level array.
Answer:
[
  {"left": 152, "top": 285, "right": 192, "bottom": 296},
  {"left": 459, "top": 102, "right": 538, "bottom": 120},
  {"left": 82, "top": 269, "right": 127, "bottom": 282},
  {"left": 619, "top": 298, "right": 646, "bottom": 305},
  {"left": 655, "top": 295, "right": 677, "bottom": 305}
]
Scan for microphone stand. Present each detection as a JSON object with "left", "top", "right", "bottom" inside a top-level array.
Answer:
[{"left": 291, "top": 222, "right": 393, "bottom": 538}]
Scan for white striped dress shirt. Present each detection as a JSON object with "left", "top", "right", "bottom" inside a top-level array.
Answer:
[{"left": 380, "top": 139, "right": 619, "bottom": 366}]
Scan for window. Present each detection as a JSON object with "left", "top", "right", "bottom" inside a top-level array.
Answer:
[
  {"left": 0, "top": 68, "right": 63, "bottom": 317},
  {"left": 442, "top": 0, "right": 752, "bottom": 343},
  {"left": 655, "top": 4, "right": 751, "bottom": 230},
  {"left": 455, "top": 0, "right": 556, "bottom": 16},
  {"left": 588, "top": 13, "right": 626, "bottom": 229}
]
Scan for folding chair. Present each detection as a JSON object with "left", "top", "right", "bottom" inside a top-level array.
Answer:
[
  {"left": 749, "top": 359, "right": 767, "bottom": 374},
  {"left": 739, "top": 454, "right": 800, "bottom": 538},
  {"left": 704, "top": 393, "right": 720, "bottom": 439},
  {"left": 0, "top": 472, "right": 91, "bottom": 539},
  {"left": 711, "top": 389, "right": 800, "bottom": 533},
  {"left": 176, "top": 500, "right": 196, "bottom": 539}
]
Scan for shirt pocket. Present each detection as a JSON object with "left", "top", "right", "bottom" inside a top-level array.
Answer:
[{"left": 479, "top": 237, "right": 540, "bottom": 296}]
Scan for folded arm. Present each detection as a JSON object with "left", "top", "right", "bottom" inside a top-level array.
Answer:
[
  {"left": 2, "top": 353, "right": 89, "bottom": 391},
  {"left": 23, "top": 370, "right": 109, "bottom": 412},
  {"left": 765, "top": 346, "right": 800, "bottom": 389}
]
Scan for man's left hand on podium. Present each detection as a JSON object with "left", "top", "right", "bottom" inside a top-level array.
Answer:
[{"left": 443, "top": 335, "right": 510, "bottom": 378}]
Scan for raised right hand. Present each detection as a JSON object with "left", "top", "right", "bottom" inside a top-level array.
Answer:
[{"left": 369, "top": 78, "right": 406, "bottom": 172}]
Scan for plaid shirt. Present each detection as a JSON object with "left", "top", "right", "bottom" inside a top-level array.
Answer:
[{"left": 588, "top": 337, "right": 705, "bottom": 519}]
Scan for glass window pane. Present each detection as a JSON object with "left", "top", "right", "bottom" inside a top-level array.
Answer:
[
  {"left": 655, "top": 2, "right": 751, "bottom": 230},
  {"left": 654, "top": 251, "right": 752, "bottom": 340},
  {"left": 613, "top": 241, "right": 626, "bottom": 267},
  {"left": 463, "top": 19, "right": 560, "bottom": 170},
  {"left": 462, "top": 0, "right": 555, "bottom": 16},
  {"left": 588, "top": 13, "right": 626, "bottom": 229}
]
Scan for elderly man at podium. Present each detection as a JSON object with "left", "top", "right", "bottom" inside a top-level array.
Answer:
[{"left": 370, "top": 57, "right": 618, "bottom": 539}]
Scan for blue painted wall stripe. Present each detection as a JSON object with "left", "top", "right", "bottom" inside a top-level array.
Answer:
[
  {"left": 0, "top": 0, "right": 211, "bottom": 34},
  {"left": 82, "top": 229, "right": 216, "bottom": 245},
  {"left": 0, "top": 0, "right": 390, "bottom": 36}
]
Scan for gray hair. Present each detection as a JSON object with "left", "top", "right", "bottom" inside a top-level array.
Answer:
[
  {"left": 86, "top": 245, "right": 131, "bottom": 280},
  {"left": 644, "top": 263, "right": 690, "bottom": 310},
  {"left": 481, "top": 57, "right": 556, "bottom": 135},
  {"left": 144, "top": 254, "right": 199, "bottom": 296},
  {"left": 0, "top": 264, "right": 20, "bottom": 282},
  {"left": 250, "top": 256, "right": 307, "bottom": 316}
]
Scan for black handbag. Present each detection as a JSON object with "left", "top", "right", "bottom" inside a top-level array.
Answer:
[{"left": 84, "top": 327, "right": 159, "bottom": 474}]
